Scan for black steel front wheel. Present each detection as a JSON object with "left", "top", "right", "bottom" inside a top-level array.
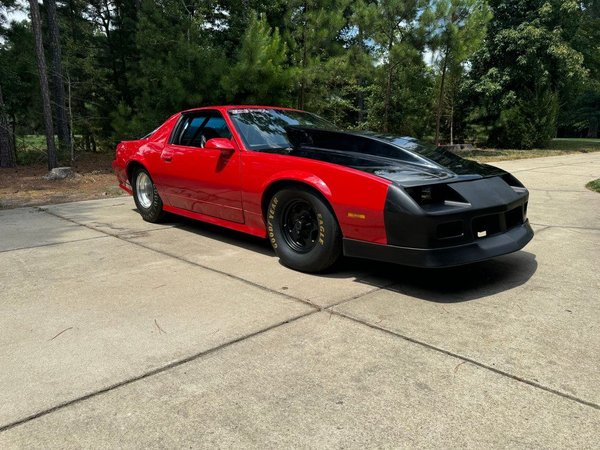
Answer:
[
  {"left": 267, "top": 187, "right": 341, "bottom": 273},
  {"left": 280, "top": 199, "right": 319, "bottom": 253}
]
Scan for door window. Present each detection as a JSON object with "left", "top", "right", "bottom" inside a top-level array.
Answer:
[{"left": 172, "top": 111, "right": 232, "bottom": 148}]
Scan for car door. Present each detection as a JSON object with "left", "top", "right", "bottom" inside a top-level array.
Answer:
[{"left": 159, "top": 110, "right": 244, "bottom": 223}]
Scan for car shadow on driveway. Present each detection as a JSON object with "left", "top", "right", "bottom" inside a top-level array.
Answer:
[
  {"left": 168, "top": 213, "right": 538, "bottom": 304},
  {"left": 340, "top": 252, "right": 538, "bottom": 303}
]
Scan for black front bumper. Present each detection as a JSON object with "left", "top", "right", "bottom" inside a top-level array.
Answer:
[
  {"left": 343, "top": 220, "right": 534, "bottom": 268},
  {"left": 344, "top": 176, "right": 534, "bottom": 268}
]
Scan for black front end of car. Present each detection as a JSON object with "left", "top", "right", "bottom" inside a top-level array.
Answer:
[
  {"left": 281, "top": 126, "right": 534, "bottom": 267},
  {"left": 344, "top": 174, "right": 534, "bottom": 268}
]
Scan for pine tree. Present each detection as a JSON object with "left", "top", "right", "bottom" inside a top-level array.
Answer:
[
  {"left": 285, "top": 1, "right": 349, "bottom": 110},
  {"left": 1, "top": 0, "right": 17, "bottom": 167},
  {"left": 29, "top": 0, "right": 58, "bottom": 169},
  {"left": 0, "top": 84, "right": 15, "bottom": 168},
  {"left": 221, "top": 13, "right": 294, "bottom": 105},
  {"left": 45, "top": 0, "right": 72, "bottom": 157},
  {"left": 44, "top": 0, "right": 71, "bottom": 155},
  {"left": 356, "top": 0, "right": 432, "bottom": 135},
  {"left": 428, "top": 0, "right": 490, "bottom": 145}
]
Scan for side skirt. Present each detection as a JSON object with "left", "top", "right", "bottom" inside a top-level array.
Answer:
[{"left": 162, "top": 204, "right": 267, "bottom": 239}]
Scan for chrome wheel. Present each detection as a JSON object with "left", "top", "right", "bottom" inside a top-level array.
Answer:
[{"left": 135, "top": 171, "right": 153, "bottom": 209}]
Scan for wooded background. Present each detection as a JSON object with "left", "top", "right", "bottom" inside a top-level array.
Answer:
[{"left": 0, "top": 0, "right": 598, "bottom": 169}]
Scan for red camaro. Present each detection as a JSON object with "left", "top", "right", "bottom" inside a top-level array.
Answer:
[{"left": 113, "top": 105, "right": 533, "bottom": 272}]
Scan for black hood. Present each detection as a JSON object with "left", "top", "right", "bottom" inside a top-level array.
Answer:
[{"left": 281, "top": 127, "right": 505, "bottom": 187}]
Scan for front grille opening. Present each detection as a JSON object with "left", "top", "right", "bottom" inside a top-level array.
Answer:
[
  {"left": 472, "top": 214, "right": 501, "bottom": 239},
  {"left": 437, "top": 221, "right": 464, "bottom": 240},
  {"left": 505, "top": 206, "right": 524, "bottom": 229}
]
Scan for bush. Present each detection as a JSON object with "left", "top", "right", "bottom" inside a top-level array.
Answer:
[{"left": 490, "top": 88, "right": 559, "bottom": 149}]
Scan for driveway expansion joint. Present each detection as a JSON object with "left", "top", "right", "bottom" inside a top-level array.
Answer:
[
  {"left": 0, "top": 235, "right": 109, "bottom": 254},
  {"left": 16, "top": 200, "right": 597, "bottom": 434},
  {"left": 507, "top": 158, "right": 600, "bottom": 174},
  {"left": 322, "top": 282, "right": 399, "bottom": 312},
  {"left": 0, "top": 309, "right": 318, "bottom": 434},
  {"left": 530, "top": 222, "right": 600, "bottom": 232},
  {"left": 331, "top": 310, "right": 600, "bottom": 411},
  {"left": 37, "top": 207, "right": 321, "bottom": 311}
]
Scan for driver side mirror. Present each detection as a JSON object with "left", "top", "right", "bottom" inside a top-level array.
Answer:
[{"left": 204, "top": 137, "right": 235, "bottom": 155}]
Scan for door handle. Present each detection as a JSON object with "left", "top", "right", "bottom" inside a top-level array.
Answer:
[{"left": 161, "top": 152, "right": 173, "bottom": 162}]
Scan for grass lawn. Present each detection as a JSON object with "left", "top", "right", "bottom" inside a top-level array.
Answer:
[
  {"left": 14, "top": 134, "right": 102, "bottom": 164},
  {"left": 15, "top": 135, "right": 66, "bottom": 165},
  {"left": 462, "top": 138, "right": 600, "bottom": 163},
  {"left": 586, "top": 179, "right": 600, "bottom": 193}
]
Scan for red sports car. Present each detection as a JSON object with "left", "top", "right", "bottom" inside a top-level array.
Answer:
[{"left": 113, "top": 105, "right": 533, "bottom": 272}]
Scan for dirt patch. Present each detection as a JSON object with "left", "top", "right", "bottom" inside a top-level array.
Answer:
[{"left": 0, "top": 153, "right": 125, "bottom": 209}]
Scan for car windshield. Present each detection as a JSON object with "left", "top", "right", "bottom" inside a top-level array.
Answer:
[{"left": 228, "top": 108, "right": 336, "bottom": 151}]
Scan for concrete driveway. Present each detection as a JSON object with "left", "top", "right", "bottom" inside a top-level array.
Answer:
[{"left": 1, "top": 153, "right": 599, "bottom": 448}]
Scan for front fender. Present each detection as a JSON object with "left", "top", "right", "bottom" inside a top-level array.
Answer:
[{"left": 261, "top": 170, "right": 333, "bottom": 200}]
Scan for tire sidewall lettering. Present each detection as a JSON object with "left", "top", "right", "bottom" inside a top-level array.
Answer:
[
  {"left": 268, "top": 196, "right": 279, "bottom": 249},
  {"left": 317, "top": 213, "right": 325, "bottom": 246}
]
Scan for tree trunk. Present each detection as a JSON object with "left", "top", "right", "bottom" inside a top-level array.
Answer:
[
  {"left": 299, "top": 1, "right": 308, "bottom": 110},
  {"left": 449, "top": 104, "right": 454, "bottom": 145},
  {"left": 0, "top": 85, "right": 16, "bottom": 168},
  {"left": 11, "top": 113, "right": 17, "bottom": 159},
  {"left": 434, "top": 51, "right": 448, "bottom": 146},
  {"left": 67, "top": 73, "right": 74, "bottom": 162},
  {"left": 383, "top": 36, "right": 394, "bottom": 133},
  {"left": 357, "top": 85, "right": 364, "bottom": 124},
  {"left": 384, "top": 65, "right": 392, "bottom": 133},
  {"left": 587, "top": 117, "right": 598, "bottom": 138},
  {"left": 29, "top": 0, "right": 58, "bottom": 170},
  {"left": 45, "top": 0, "right": 72, "bottom": 155}
]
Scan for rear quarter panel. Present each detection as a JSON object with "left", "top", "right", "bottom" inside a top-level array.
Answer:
[{"left": 113, "top": 114, "right": 180, "bottom": 195}]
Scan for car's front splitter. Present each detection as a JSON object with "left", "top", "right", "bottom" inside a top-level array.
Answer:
[{"left": 342, "top": 221, "right": 534, "bottom": 268}]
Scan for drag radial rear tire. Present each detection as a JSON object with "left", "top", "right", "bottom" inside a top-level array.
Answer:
[
  {"left": 267, "top": 187, "right": 341, "bottom": 273},
  {"left": 132, "top": 167, "right": 165, "bottom": 223}
]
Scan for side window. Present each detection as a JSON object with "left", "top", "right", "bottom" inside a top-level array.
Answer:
[
  {"left": 203, "top": 116, "right": 232, "bottom": 140},
  {"left": 179, "top": 115, "right": 209, "bottom": 146},
  {"left": 173, "top": 111, "right": 232, "bottom": 148}
]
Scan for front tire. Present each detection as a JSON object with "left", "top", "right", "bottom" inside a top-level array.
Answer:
[
  {"left": 267, "top": 188, "right": 341, "bottom": 273},
  {"left": 132, "top": 167, "right": 165, "bottom": 223}
]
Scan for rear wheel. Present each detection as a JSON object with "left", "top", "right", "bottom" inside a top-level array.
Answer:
[
  {"left": 267, "top": 188, "right": 341, "bottom": 273},
  {"left": 132, "top": 167, "right": 165, "bottom": 223}
]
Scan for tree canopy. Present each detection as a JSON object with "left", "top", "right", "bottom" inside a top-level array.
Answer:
[{"left": 0, "top": 0, "right": 598, "bottom": 166}]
